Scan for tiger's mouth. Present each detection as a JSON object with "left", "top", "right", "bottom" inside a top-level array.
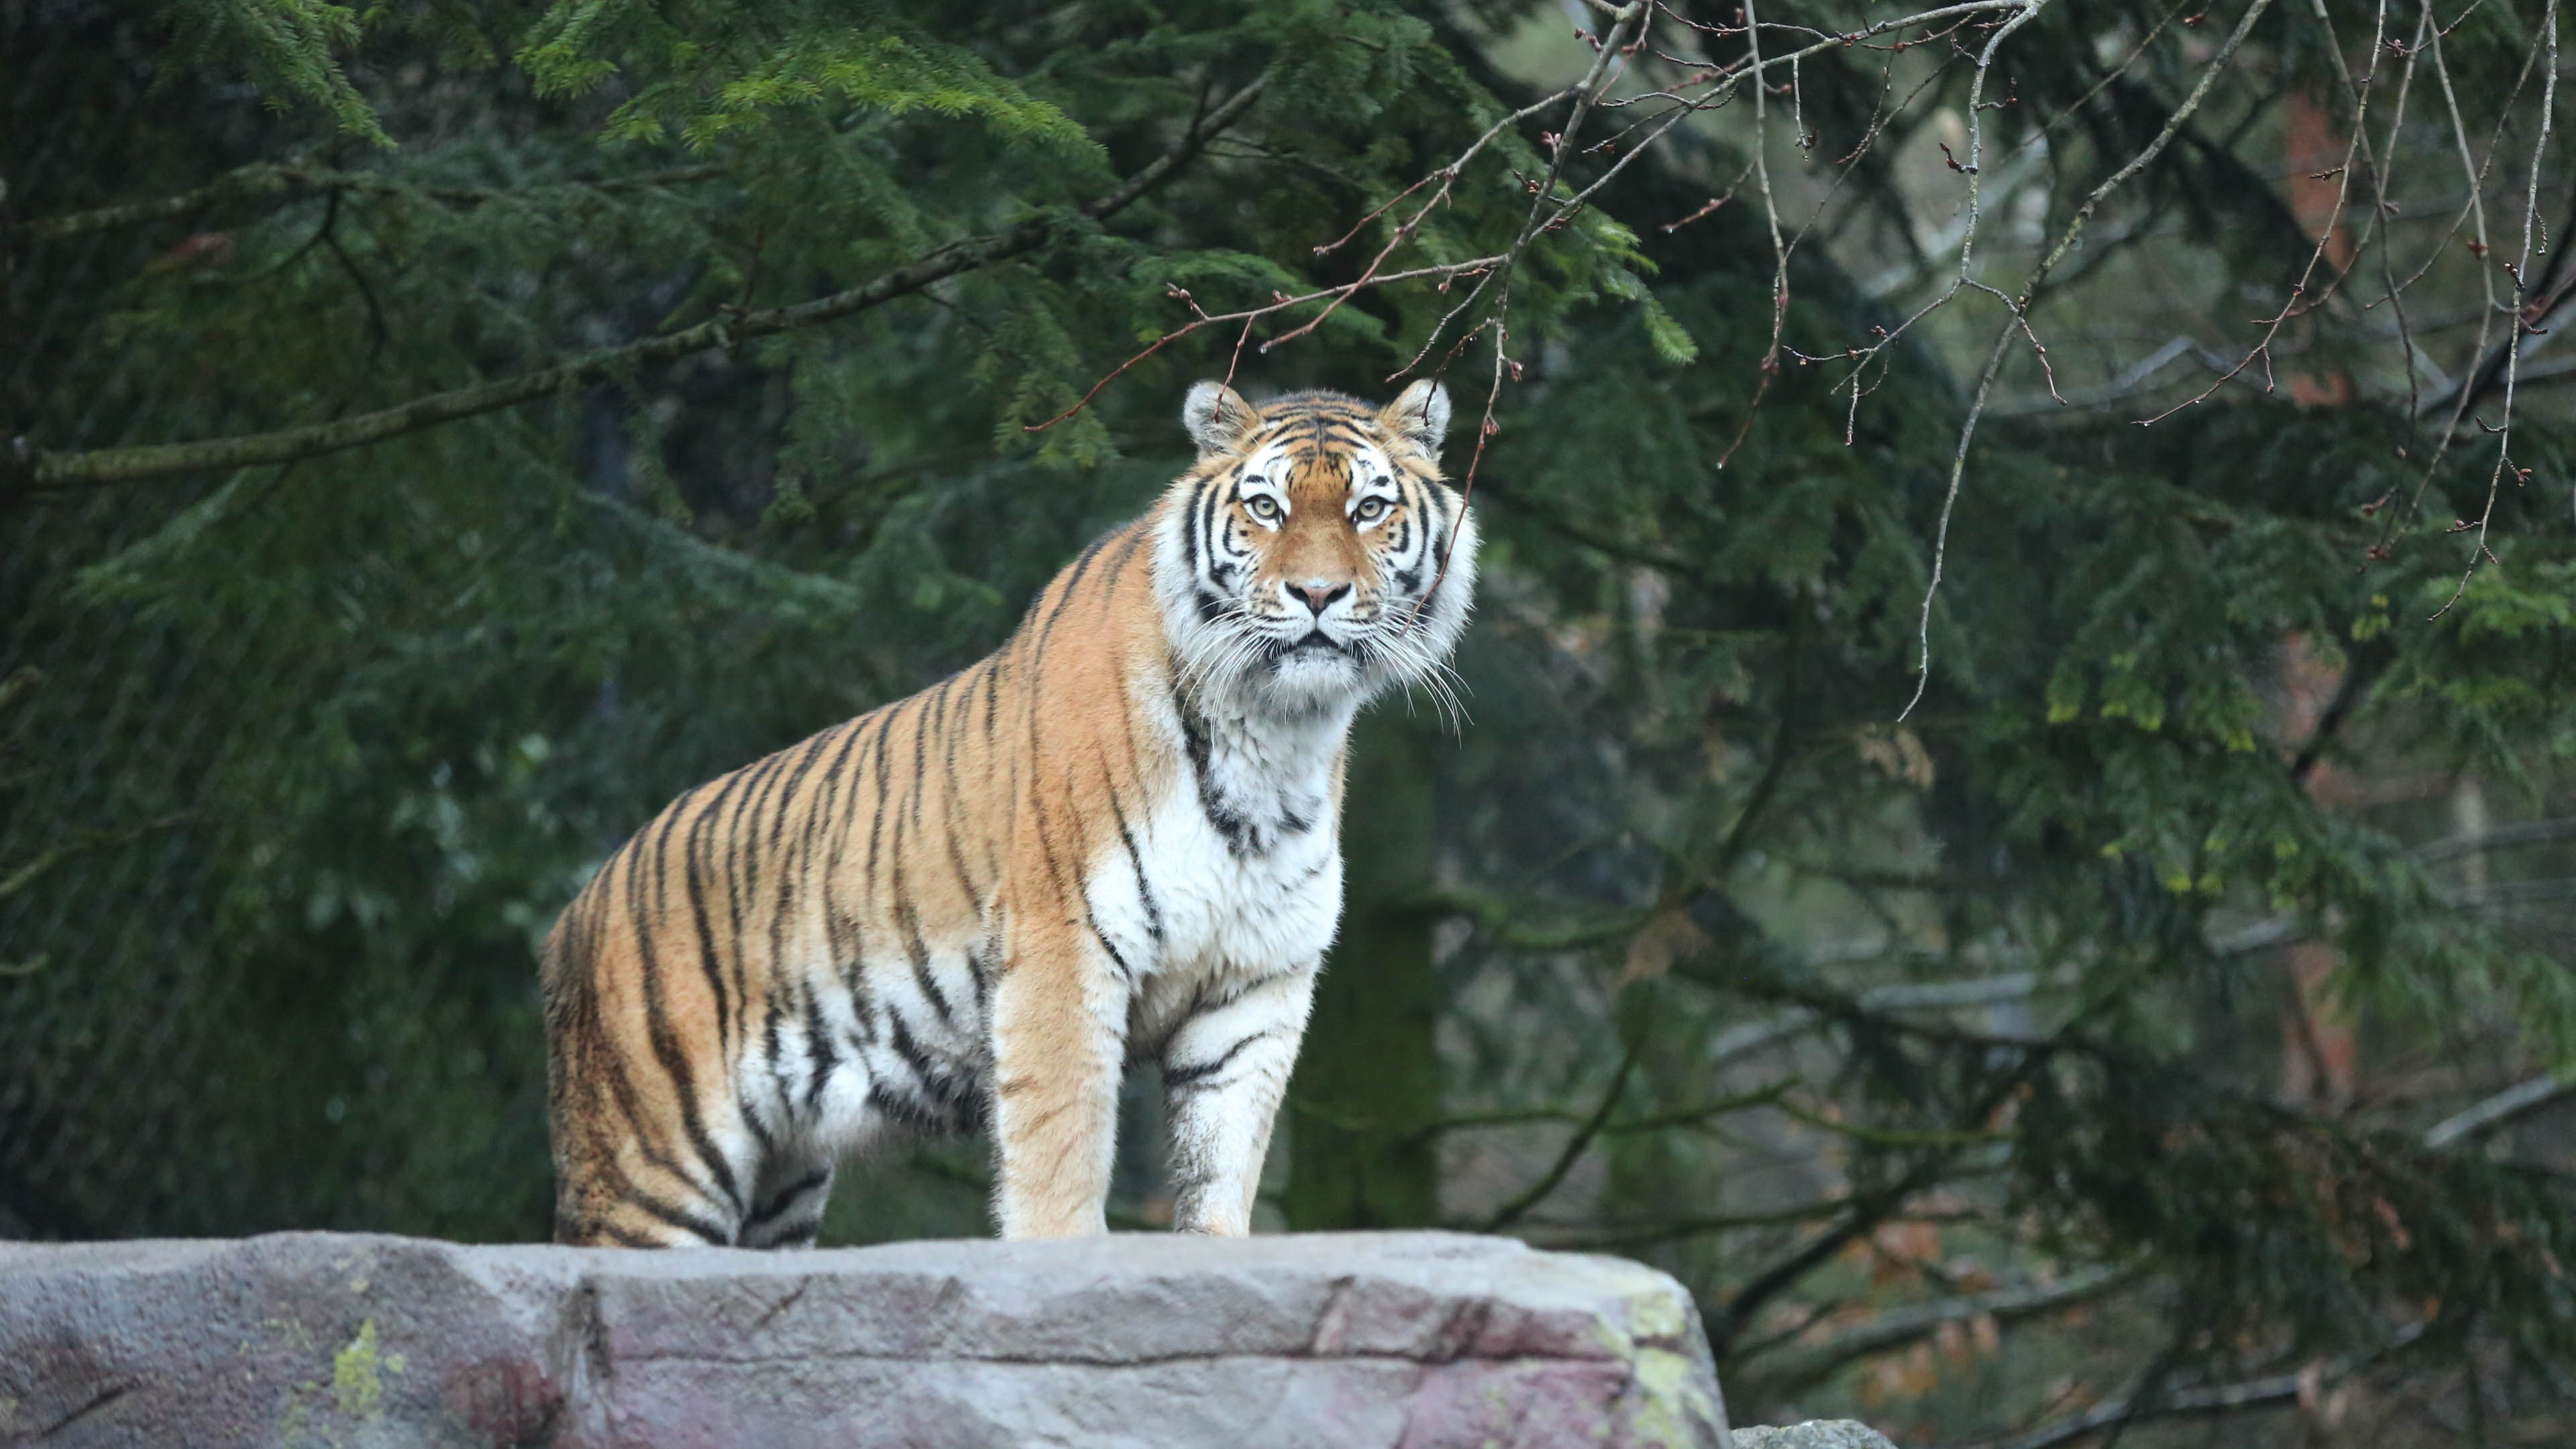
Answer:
[{"left": 1262, "top": 628, "right": 1354, "bottom": 665}]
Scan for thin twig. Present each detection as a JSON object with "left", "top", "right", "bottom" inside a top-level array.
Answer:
[
  {"left": 1899, "top": 0, "right": 2280, "bottom": 720},
  {"left": 2432, "top": 0, "right": 2557, "bottom": 613},
  {"left": 1478, "top": 1027, "right": 1647, "bottom": 1231}
]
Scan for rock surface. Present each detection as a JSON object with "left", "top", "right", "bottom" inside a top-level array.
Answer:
[
  {"left": 0, "top": 1230, "right": 1735, "bottom": 1448},
  {"left": 1733, "top": 1424, "right": 1900, "bottom": 1449}
]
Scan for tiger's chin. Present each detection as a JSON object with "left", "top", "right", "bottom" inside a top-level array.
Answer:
[{"left": 1256, "top": 641, "right": 1368, "bottom": 712}]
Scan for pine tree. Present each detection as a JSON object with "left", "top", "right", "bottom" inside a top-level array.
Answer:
[{"left": 3, "top": 1, "right": 2573, "bottom": 1440}]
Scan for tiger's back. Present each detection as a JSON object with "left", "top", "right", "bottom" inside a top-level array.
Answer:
[{"left": 543, "top": 380, "right": 1476, "bottom": 1245}]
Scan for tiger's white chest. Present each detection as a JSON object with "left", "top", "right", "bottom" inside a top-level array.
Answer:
[
  {"left": 1138, "top": 782, "right": 1343, "bottom": 977},
  {"left": 1086, "top": 692, "right": 1352, "bottom": 1024}
]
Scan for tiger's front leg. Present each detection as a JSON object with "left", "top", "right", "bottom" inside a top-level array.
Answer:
[
  {"left": 988, "top": 916, "right": 1131, "bottom": 1238},
  {"left": 1161, "top": 965, "right": 1317, "bottom": 1236}
]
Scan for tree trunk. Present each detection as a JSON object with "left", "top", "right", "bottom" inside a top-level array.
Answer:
[{"left": 1283, "top": 711, "right": 1443, "bottom": 1229}]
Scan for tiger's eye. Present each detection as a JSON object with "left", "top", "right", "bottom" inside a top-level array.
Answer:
[
  {"left": 1354, "top": 498, "right": 1390, "bottom": 523},
  {"left": 1244, "top": 494, "right": 1281, "bottom": 521}
]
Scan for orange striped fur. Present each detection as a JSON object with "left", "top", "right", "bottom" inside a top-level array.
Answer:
[{"left": 541, "top": 380, "right": 1477, "bottom": 1244}]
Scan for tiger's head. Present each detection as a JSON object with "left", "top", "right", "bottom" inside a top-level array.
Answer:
[{"left": 1156, "top": 379, "right": 1479, "bottom": 716}]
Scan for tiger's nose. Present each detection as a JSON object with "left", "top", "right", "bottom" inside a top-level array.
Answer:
[{"left": 1288, "top": 580, "right": 1352, "bottom": 616}]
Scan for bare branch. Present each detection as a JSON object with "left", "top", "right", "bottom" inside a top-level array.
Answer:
[
  {"left": 1899, "top": 0, "right": 2281, "bottom": 720},
  {"left": 1760, "top": 1264, "right": 2141, "bottom": 1384},
  {"left": 1977, "top": 1323, "right": 2429, "bottom": 1449},
  {"left": 2432, "top": 0, "right": 2557, "bottom": 614},
  {"left": 1478, "top": 1027, "right": 1645, "bottom": 1231},
  {"left": 2422, "top": 1069, "right": 2575, "bottom": 1146}
]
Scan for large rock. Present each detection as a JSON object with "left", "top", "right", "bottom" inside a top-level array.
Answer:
[
  {"left": 0, "top": 1230, "right": 1733, "bottom": 1448},
  {"left": 1733, "top": 1424, "right": 1898, "bottom": 1449}
]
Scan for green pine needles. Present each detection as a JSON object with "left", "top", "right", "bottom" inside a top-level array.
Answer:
[{"left": 5, "top": 0, "right": 2576, "bottom": 1441}]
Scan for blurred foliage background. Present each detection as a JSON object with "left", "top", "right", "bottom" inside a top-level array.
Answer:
[{"left": 5, "top": 0, "right": 2576, "bottom": 1442}]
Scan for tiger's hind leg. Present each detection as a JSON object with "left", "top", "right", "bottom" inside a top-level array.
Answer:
[
  {"left": 549, "top": 1107, "right": 755, "bottom": 1247},
  {"left": 545, "top": 1011, "right": 760, "bottom": 1246},
  {"left": 738, "top": 1156, "right": 837, "bottom": 1248}
]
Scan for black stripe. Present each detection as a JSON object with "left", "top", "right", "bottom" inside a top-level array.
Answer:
[
  {"left": 809, "top": 720, "right": 869, "bottom": 837},
  {"left": 1086, "top": 902, "right": 1135, "bottom": 984},
  {"left": 1165, "top": 1028, "right": 1279, "bottom": 1091},
  {"left": 1019, "top": 688, "right": 1077, "bottom": 898},
  {"left": 752, "top": 737, "right": 829, "bottom": 1010},
  {"left": 583, "top": 929, "right": 722, "bottom": 1218},
  {"left": 1038, "top": 533, "right": 1114, "bottom": 643},
  {"left": 630, "top": 804, "right": 745, "bottom": 1214},
  {"left": 885, "top": 1007, "right": 941, "bottom": 1087},
  {"left": 907, "top": 687, "right": 933, "bottom": 843},
  {"left": 863, "top": 708, "right": 898, "bottom": 888},
  {"left": 1197, "top": 474, "right": 1232, "bottom": 582},
  {"left": 604, "top": 1155, "right": 735, "bottom": 1243},
  {"left": 1421, "top": 480, "right": 1457, "bottom": 553},
  {"left": 763, "top": 732, "right": 826, "bottom": 850},
  {"left": 740, "top": 1095, "right": 777, "bottom": 1159},
  {"left": 722, "top": 749, "right": 788, "bottom": 915},
  {"left": 920, "top": 673, "right": 956, "bottom": 842},
  {"left": 682, "top": 788, "right": 738, "bottom": 1053},
  {"left": 896, "top": 889, "right": 950, "bottom": 1028},
  {"left": 745, "top": 1168, "right": 832, "bottom": 1228},
  {"left": 623, "top": 1186, "right": 735, "bottom": 1244},
  {"left": 803, "top": 989, "right": 837, "bottom": 1110},
  {"left": 808, "top": 722, "right": 867, "bottom": 989},
  {"left": 1182, "top": 476, "right": 1206, "bottom": 580},
  {"left": 873, "top": 1010, "right": 979, "bottom": 1133},
  {"left": 777, "top": 757, "right": 831, "bottom": 1009},
  {"left": 749, "top": 762, "right": 808, "bottom": 1116},
  {"left": 718, "top": 752, "right": 796, "bottom": 1043},
  {"left": 866, "top": 1077, "right": 967, "bottom": 1134},
  {"left": 747, "top": 1216, "right": 825, "bottom": 1248},
  {"left": 763, "top": 991, "right": 791, "bottom": 1123},
  {"left": 1173, "top": 687, "right": 1253, "bottom": 855},
  {"left": 1026, "top": 776, "right": 1073, "bottom": 899},
  {"left": 1105, "top": 785, "right": 1165, "bottom": 947},
  {"left": 942, "top": 780, "right": 980, "bottom": 904},
  {"left": 937, "top": 677, "right": 979, "bottom": 902},
  {"left": 1106, "top": 519, "right": 1150, "bottom": 577}
]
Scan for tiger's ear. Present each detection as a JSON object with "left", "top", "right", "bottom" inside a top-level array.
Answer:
[
  {"left": 1380, "top": 378, "right": 1451, "bottom": 455},
  {"left": 1182, "top": 382, "right": 1263, "bottom": 457}
]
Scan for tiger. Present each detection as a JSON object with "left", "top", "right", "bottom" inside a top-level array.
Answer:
[{"left": 540, "top": 378, "right": 1478, "bottom": 1246}]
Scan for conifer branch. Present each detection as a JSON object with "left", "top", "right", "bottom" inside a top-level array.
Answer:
[
  {"left": 1, "top": 162, "right": 727, "bottom": 244},
  {"left": 1, "top": 74, "right": 1271, "bottom": 496}
]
